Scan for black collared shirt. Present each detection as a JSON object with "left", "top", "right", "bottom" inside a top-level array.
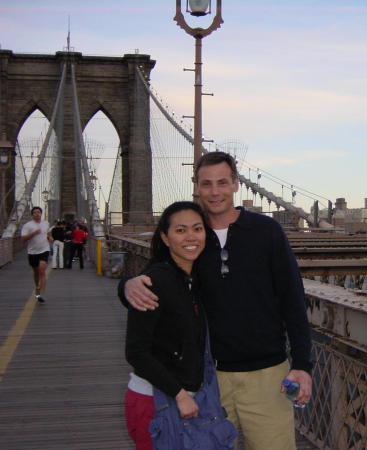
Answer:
[{"left": 198, "top": 207, "right": 312, "bottom": 374}]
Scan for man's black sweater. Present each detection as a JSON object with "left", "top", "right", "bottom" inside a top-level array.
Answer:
[{"left": 198, "top": 207, "right": 312, "bottom": 374}]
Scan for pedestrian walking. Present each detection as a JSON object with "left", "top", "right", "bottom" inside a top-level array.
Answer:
[
  {"left": 51, "top": 221, "right": 65, "bottom": 268},
  {"left": 67, "top": 224, "right": 87, "bottom": 269}
]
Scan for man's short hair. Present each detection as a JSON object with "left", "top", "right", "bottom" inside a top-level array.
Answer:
[
  {"left": 194, "top": 151, "right": 239, "bottom": 182},
  {"left": 31, "top": 206, "right": 42, "bottom": 214}
]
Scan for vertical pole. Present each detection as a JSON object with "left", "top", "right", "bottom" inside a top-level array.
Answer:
[
  {"left": 328, "top": 200, "right": 333, "bottom": 224},
  {"left": 194, "top": 36, "right": 203, "bottom": 167},
  {"left": 313, "top": 200, "right": 319, "bottom": 228},
  {"left": 105, "top": 201, "right": 109, "bottom": 232},
  {"left": 0, "top": 170, "right": 5, "bottom": 233},
  {"left": 193, "top": 36, "right": 203, "bottom": 200},
  {"left": 96, "top": 239, "right": 102, "bottom": 275}
]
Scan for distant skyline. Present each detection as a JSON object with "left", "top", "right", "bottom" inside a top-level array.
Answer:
[{"left": 1, "top": 0, "right": 366, "bottom": 210}]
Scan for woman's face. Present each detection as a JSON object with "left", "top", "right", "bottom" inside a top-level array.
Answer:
[{"left": 160, "top": 209, "right": 206, "bottom": 273}]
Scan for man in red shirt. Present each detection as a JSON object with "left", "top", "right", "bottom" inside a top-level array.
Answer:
[{"left": 67, "top": 224, "right": 87, "bottom": 269}]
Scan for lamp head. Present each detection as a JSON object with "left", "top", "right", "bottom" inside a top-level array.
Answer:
[
  {"left": 42, "top": 189, "right": 49, "bottom": 202},
  {"left": 0, "top": 135, "right": 13, "bottom": 168},
  {"left": 187, "top": 0, "right": 211, "bottom": 16},
  {"left": 0, "top": 153, "right": 8, "bottom": 166}
]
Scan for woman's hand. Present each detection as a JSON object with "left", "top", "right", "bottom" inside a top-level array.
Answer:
[{"left": 175, "top": 389, "right": 199, "bottom": 419}]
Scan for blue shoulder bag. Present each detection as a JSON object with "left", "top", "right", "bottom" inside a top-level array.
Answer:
[{"left": 149, "top": 325, "right": 238, "bottom": 449}]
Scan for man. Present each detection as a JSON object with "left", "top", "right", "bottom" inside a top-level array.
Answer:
[
  {"left": 123, "top": 152, "right": 312, "bottom": 450},
  {"left": 63, "top": 221, "right": 73, "bottom": 268},
  {"left": 21, "top": 206, "right": 50, "bottom": 303},
  {"left": 67, "top": 223, "right": 87, "bottom": 269}
]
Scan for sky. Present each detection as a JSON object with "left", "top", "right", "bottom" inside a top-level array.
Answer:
[{"left": 1, "top": 0, "right": 366, "bottom": 211}]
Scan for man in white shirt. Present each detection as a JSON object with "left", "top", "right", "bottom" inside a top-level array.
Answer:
[{"left": 21, "top": 206, "right": 50, "bottom": 303}]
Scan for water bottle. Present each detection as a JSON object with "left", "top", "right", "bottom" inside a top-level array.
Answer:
[{"left": 282, "top": 379, "right": 305, "bottom": 409}]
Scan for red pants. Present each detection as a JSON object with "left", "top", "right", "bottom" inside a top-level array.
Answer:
[{"left": 125, "top": 389, "right": 155, "bottom": 450}]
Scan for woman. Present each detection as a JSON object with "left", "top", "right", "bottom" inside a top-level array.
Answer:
[{"left": 125, "top": 201, "right": 207, "bottom": 450}]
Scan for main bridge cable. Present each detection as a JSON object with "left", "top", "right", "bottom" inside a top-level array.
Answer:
[
  {"left": 137, "top": 67, "right": 332, "bottom": 228},
  {"left": 70, "top": 63, "right": 104, "bottom": 238},
  {"left": 136, "top": 67, "right": 206, "bottom": 153},
  {"left": 107, "top": 146, "right": 122, "bottom": 215},
  {"left": 240, "top": 159, "right": 331, "bottom": 207},
  {"left": 2, "top": 63, "right": 67, "bottom": 238},
  {"left": 136, "top": 66, "right": 205, "bottom": 211},
  {"left": 237, "top": 174, "right": 316, "bottom": 227}
]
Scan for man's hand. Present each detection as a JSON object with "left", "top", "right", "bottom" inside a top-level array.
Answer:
[
  {"left": 282, "top": 369, "right": 312, "bottom": 407},
  {"left": 125, "top": 275, "right": 159, "bottom": 311},
  {"left": 175, "top": 389, "right": 199, "bottom": 419}
]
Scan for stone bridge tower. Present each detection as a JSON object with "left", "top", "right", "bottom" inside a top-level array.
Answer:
[{"left": 0, "top": 49, "right": 155, "bottom": 225}]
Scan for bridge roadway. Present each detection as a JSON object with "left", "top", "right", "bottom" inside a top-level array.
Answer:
[{"left": 0, "top": 251, "right": 317, "bottom": 450}]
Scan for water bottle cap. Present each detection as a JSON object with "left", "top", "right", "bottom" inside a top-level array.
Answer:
[{"left": 282, "top": 379, "right": 292, "bottom": 387}]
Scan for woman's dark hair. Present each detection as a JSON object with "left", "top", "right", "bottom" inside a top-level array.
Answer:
[{"left": 150, "top": 201, "right": 206, "bottom": 262}]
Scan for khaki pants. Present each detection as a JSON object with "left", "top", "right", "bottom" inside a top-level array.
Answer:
[{"left": 217, "top": 361, "right": 296, "bottom": 450}]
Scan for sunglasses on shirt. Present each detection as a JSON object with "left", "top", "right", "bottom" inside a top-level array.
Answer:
[{"left": 220, "top": 248, "right": 229, "bottom": 277}]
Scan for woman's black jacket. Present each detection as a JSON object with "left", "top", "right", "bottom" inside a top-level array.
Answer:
[{"left": 125, "top": 260, "right": 206, "bottom": 398}]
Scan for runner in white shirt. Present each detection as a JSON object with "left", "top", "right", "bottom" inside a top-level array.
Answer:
[{"left": 21, "top": 206, "right": 50, "bottom": 303}]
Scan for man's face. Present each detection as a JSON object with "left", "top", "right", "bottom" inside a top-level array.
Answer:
[
  {"left": 196, "top": 162, "right": 239, "bottom": 216},
  {"left": 31, "top": 209, "right": 42, "bottom": 222}
]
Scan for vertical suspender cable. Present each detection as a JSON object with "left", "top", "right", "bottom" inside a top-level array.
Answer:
[{"left": 70, "top": 63, "right": 104, "bottom": 238}]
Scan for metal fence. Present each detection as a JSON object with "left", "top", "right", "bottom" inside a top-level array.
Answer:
[{"left": 296, "top": 339, "right": 367, "bottom": 450}]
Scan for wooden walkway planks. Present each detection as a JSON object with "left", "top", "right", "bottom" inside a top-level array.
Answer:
[
  {"left": 0, "top": 251, "right": 318, "bottom": 450},
  {"left": 0, "top": 252, "right": 132, "bottom": 449}
]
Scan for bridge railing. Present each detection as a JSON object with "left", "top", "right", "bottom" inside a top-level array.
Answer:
[
  {"left": 85, "top": 234, "right": 151, "bottom": 277},
  {"left": 104, "top": 235, "right": 151, "bottom": 277},
  {"left": 0, "top": 238, "right": 13, "bottom": 267},
  {"left": 0, "top": 236, "right": 24, "bottom": 267},
  {"left": 108, "top": 235, "right": 367, "bottom": 450},
  {"left": 296, "top": 338, "right": 367, "bottom": 450}
]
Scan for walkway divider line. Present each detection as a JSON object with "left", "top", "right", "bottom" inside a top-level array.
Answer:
[{"left": 0, "top": 265, "right": 52, "bottom": 382}]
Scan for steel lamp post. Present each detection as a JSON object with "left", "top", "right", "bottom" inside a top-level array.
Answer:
[
  {"left": 42, "top": 188, "right": 49, "bottom": 220},
  {"left": 174, "top": 0, "right": 223, "bottom": 169}
]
